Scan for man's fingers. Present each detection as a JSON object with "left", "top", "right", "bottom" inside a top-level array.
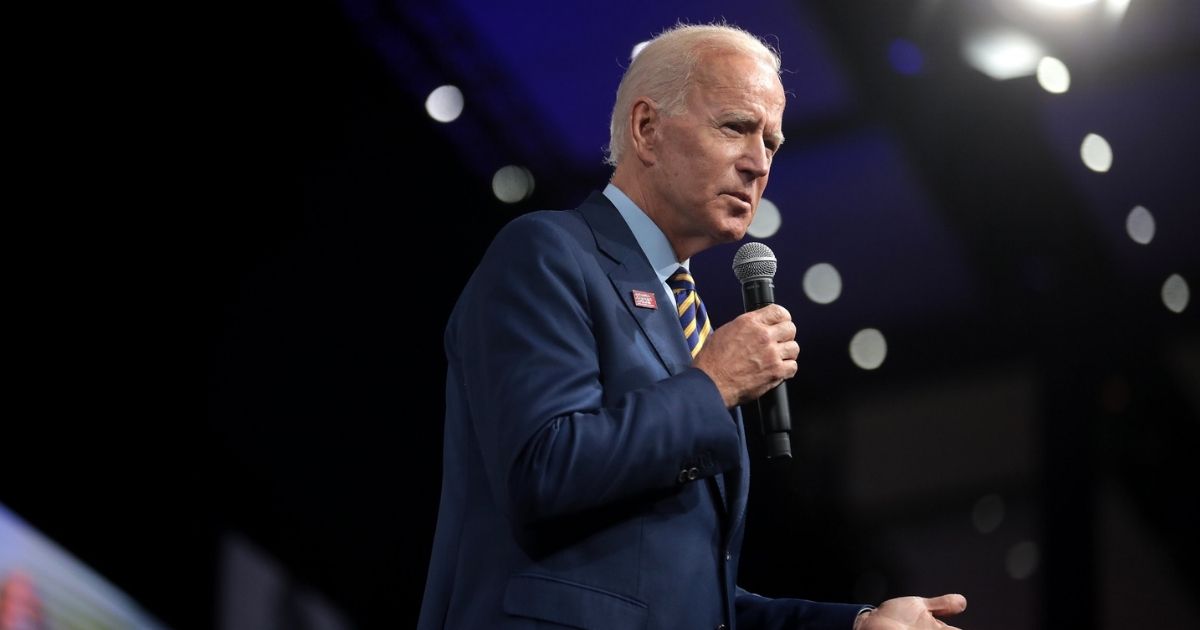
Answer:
[
  {"left": 925, "top": 593, "right": 967, "bottom": 617},
  {"left": 770, "top": 319, "right": 796, "bottom": 343},
  {"left": 755, "top": 304, "right": 791, "bottom": 324}
]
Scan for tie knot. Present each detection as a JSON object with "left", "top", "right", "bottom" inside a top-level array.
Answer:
[{"left": 667, "top": 267, "right": 696, "bottom": 293}]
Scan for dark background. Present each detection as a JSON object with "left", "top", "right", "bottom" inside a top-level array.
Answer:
[{"left": 5, "top": 1, "right": 1198, "bottom": 628}]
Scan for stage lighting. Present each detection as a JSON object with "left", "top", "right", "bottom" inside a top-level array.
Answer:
[
  {"left": 425, "top": 85, "right": 464, "bottom": 123},
  {"left": 1007, "top": 0, "right": 1130, "bottom": 22},
  {"left": 1125, "top": 205, "right": 1155, "bottom": 245},
  {"left": 1080, "top": 133, "right": 1113, "bottom": 172},
  {"left": 747, "top": 197, "right": 781, "bottom": 238},
  {"left": 993, "top": 0, "right": 1109, "bottom": 25},
  {"left": 492, "top": 165, "right": 535, "bottom": 203},
  {"left": 1104, "top": 0, "right": 1132, "bottom": 21},
  {"left": 888, "top": 38, "right": 924, "bottom": 76},
  {"left": 963, "top": 30, "right": 1045, "bottom": 80},
  {"left": 849, "top": 328, "right": 887, "bottom": 370},
  {"left": 1036, "top": 56, "right": 1071, "bottom": 93},
  {"left": 802, "top": 263, "right": 842, "bottom": 305},
  {"left": 1162, "top": 274, "right": 1189, "bottom": 313},
  {"left": 1029, "top": 0, "right": 1096, "bottom": 8},
  {"left": 1007, "top": 0, "right": 1098, "bottom": 17}
]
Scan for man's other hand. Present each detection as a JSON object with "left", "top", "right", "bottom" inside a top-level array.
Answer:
[{"left": 854, "top": 594, "right": 968, "bottom": 630}]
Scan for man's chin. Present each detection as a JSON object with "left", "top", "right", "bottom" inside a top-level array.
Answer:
[{"left": 722, "top": 224, "right": 750, "bottom": 243}]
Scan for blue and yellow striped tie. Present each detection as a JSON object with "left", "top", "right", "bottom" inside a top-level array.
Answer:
[{"left": 668, "top": 267, "right": 714, "bottom": 358}]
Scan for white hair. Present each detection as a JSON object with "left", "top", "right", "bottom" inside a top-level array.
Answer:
[{"left": 604, "top": 23, "right": 782, "bottom": 167}]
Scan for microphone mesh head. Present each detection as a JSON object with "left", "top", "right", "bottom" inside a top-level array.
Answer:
[{"left": 733, "top": 242, "right": 777, "bottom": 282}]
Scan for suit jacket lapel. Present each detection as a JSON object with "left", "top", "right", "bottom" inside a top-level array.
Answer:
[{"left": 577, "top": 193, "right": 692, "bottom": 376}]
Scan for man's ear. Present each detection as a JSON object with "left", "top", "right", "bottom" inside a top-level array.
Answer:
[{"left": 629, "top": 97, "right": 660, "bottom": 166}]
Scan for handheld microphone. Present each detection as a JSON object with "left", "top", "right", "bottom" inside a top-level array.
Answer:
[{"left": 732, "top": 242, "right": 792, "bottom": 460}]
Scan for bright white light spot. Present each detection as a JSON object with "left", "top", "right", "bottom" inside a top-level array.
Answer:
[
  {"left": 972, "top": 494, "right": 1006, "bottom": 534},
  {"left": 1007, "top": 0, "right": 1102, "bottom": 20},
  {"left": 803, "top": 263, "right": 842, "bottom": 304},
  {"left": 849, "top": 329, "right": 887, "bottom": 370},
  {"left": 1031, "top": 0, "right": 1097, "bottom": 7},
  {"left": 963, "top": 30, "right": 1045, "bottom": 80},
  {"left": 631, "top": 41, "right": 650, "bottom": 60},
  {"left": 1080, "top": 133, "right": 1113, "bottom": 172},
  {"left": 425, "top": 85, "right": 464, "bottom": 123},
  {"left": 1162, "top": 274, "right": 1190, "bottom": 313},
  {"left": 747, "top": 198, "right": 781, "bottom": 238},
  {"left": 1105, "top": 0, "right": 1132, "bottom": 21},
  {"left": 1006, "top": 541, "right": 1040, "bottom": 580},
  {"left": 1014, "top": 0, "right": 1098, "bottom": 14},
  {"left": 1036, "top": 57, "right": 1071, "bottom": 93},
  {"left": 1125, "top": 206, "right": 1155, "bottom": 245},
  {"left": 492, "top": 165, "right": 535, "bottom": 203}
]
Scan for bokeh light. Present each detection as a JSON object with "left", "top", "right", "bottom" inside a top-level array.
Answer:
[
  {"left": 1080, "top": 133, "right": 1113, "bottom": 172},
  {"left": 802, "top": 263, "right": 842, "bottom": 304},
  {"left": 1036, "top": 56, "right": 1071, "bottom": 93},
  {"left": 849, "top": 329, "right": 887, "bottom": 370},
  {"left": 1125, "top": 205, "right": 1155, "bottom": 245},
  {"left": 963, "top": 30, "right": 1045, "bottom": 80},
  {"left": 425, "top": 85, "right": 464, "bottom": 123},
  {"left": 1162, "top": 274, "right": 1190, "bottom": 313},
  {"left": 492, "top": 165, "right": 535, "bottom": 203},
  {"left": 888, "top": 38, "right": 924, "bottom": 75},
  {"left": 747, "top": 198, "right": 782, "bottom": 239}
]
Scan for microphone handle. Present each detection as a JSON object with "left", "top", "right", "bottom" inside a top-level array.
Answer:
[{"left": 741, "top": 278, "right": 793, "bottom": 460}]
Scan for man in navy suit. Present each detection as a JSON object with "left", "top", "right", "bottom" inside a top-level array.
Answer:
[{"left": 418, "top": 23, "right": 967, "bottom": 630}]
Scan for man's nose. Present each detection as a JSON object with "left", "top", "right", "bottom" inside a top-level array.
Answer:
[{"left": 737, "top": 139, "right": 770, "bottom": 179}]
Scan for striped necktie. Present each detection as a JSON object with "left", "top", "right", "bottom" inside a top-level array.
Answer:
[{"left": 668, "top": 267, "right": 714, "bottom": 358}]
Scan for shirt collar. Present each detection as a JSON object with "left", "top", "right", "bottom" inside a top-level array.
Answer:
[{"left": 603, "top": 183, "right": 688, "bottom": 285}]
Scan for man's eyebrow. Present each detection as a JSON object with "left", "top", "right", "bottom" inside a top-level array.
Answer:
[
  {"left": 716, "top": 112, "right": 784, "bottom": 148},
  {"left": 718, "top": 112, "right": 758, "bottom": 126}
]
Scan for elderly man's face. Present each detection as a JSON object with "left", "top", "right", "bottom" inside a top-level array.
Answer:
[{"left": 652, "top": 51, "right": 785, "bottom": 250}]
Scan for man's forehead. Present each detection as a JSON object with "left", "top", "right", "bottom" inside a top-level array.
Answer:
[
  {"left": 693, "top": 59, "right": 784, "bottom": 101},
  {"left": 693, "top": 51, "right": 778, "bottom": 84},
  {"left": 703, "top": 85, "right": 786, "bottom": 119}
]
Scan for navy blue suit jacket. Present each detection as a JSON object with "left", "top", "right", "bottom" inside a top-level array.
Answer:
[{"left": 418, "top": 193, "right": 864, "bottom": 629}]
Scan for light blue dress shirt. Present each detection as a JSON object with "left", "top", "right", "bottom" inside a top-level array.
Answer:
[{"left": 603, "top": 183, "right": 690, "bottom": 309}]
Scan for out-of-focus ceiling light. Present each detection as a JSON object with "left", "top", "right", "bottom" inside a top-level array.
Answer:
[{"left": 962, "top": 30, "right": 1046, "bottom": 80}]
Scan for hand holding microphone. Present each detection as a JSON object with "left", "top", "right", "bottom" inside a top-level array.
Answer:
[{"left": 691, "top": 242, "right": 795, "bottom": 459}]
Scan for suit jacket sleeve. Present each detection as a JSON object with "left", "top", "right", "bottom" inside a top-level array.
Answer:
[
  {"left": 735, "top": 586, "right": 869, "bottom": 630},
  {"left": 450, "top": 213, "right": 741, "bottom": 526}
]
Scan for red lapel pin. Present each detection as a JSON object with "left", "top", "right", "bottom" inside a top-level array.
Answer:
[{"left": 631, "top": 290, "right": 657, "bottom": 310}]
